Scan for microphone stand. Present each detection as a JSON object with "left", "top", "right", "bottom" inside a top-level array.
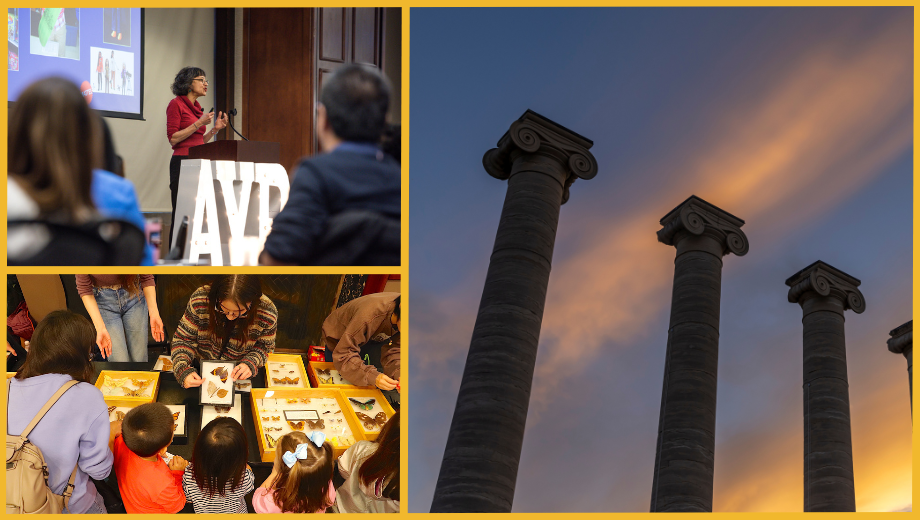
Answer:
[{"left": 227, "top": 108, "right": 249, "bottom": 141}]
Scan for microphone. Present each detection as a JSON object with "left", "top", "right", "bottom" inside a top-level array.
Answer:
[{"left": 227, "top": 108, "right": 249, "bottom": 141}]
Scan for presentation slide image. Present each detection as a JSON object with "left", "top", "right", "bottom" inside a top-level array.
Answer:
[
  {"left": 8, "top": 8, "right": 19, "bottom": 46},
  {"left": 102, "top": 8, "right": 130, "bottom": 47},
  {"left": 29, "top": 8, "right": 79, "bottom": 60},
  {"left": 91, "top": 46, "right": 134, "bottom": 96}
]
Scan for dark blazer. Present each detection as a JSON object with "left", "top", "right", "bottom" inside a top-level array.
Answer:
[{"left": 263, "top": 145, "right": 400, "bottom": 265}]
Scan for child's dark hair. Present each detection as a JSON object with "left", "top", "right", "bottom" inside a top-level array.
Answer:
[
  {"left": 359, "top": 410, "right": 399, "bottom": 500},
  {"left": 272, "top": 432, "right": 334, "bottom": 513},
  {"left": 191, "top": 417, "right": 249, "bottom": 498},
  {"left": 122, "top": 402, "right": 175, "bottom": 458}
]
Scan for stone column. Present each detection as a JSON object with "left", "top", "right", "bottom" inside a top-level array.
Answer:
[
  {"left": 786, "top": 261, "right": 865, "bottom": 512},
  {"left": 430, "top": 110, "right": 598, "bottom": 513},
  {"left": 887, "top": 320, "right": 912, "bottom": 416},
  {"left": 650, "top": 196, "right": 748, "bottom": 512}
]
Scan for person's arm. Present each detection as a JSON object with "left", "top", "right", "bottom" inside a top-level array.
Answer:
[
  {"left": 380, "top": 333, "right": 400, "bottom": 380},
  {"left": 171, "top": 291, "right": 205, "bottom": 387},
  {"left": 331, "top": 315, "right": 386, "bottom": 387},
  {"left": 156, "top": 474, "right": 187, "bottom": 514},
  {"left": 78, "top": 406, "right": 116, "bottom": 480},
  {"left": 202, "top": 112, "right": 227, "bottom": 144},
  {"left": 238, "top": 301, "right": 277, "bottom": 380},
  {"left": 166, "top": 101, "right": 212, "bottom": 147},
  {"left": 79, "top": 292, "right": 112, "bottom": 359},
  {"left": 142, "top": 283, "right": 164, "bottom": 342},
  {"left": 259, "top": 161, "right": 329, "bottom": 265}
]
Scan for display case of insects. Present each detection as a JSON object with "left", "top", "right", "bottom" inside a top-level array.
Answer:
[
  {"left": 339, "top": 388, "right": 397, "bottom": 440},
  {"left": 265, "top": 353, "right": 308, "bottom": 389},
  {"left": 250, "top": 387, "right": 367, "bottom": 461},
  {"left": 95, "top": 371, "right": 160, "bottom": 404},
  {"left": 200, "top": 360, "right": 235, "bottom": 406},
  {"left": 308, "top": 361, "right": 374, "bottom": 389}
]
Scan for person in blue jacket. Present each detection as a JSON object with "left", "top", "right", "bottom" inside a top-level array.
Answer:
[{"left": 259, "top": 64, "right": 400, "bottom": 266}]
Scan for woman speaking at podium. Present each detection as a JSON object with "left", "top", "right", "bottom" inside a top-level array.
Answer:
[{"left": 165, "top": 66, "right": 228, "bottom": 249}]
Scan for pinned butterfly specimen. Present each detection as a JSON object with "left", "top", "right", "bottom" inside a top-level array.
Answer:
[
  {"left": 124, "top": 389, "right": 142, "bottom": 397},
  {"left": 348, "top": 398, "right": 376, "bottom": 410},
  {"left": 216, "top": 389, "right": 228, "bottom": 399},
  {"left": 131, "top": 378, "right": 151, "bottom": 389},
  {"left": 288, "top": 370, "right": 295, "bottom": 374},
  {"left": 356, "top": 412, "right": 388, "bottom": 430},
  {"left": 161, "top": 360, "right": 173, "bottom": 371},
  {"left": 317, "top": 369, "right": 331, "bottom": 376},
  {"left": 210, "top": 366, "right": 229, "bottom": 383},
  {"left": 172, "top": 412, "right": 180, "bottom": 421},
  {"left": 116, "top": 411, "right": 126, "bottom": 421},
  {"left": 207, "top": 381, "right": 218, "bottom": 398},
  {"left": 271, "top": 369, "right": 280, "bottom": 373},
  {"left": 305, "top": 419, "right": 324, "bottom": 430},
  {"left": 288, "top": 421, "right": 305, "bottom": 431},
  {"left": 102, "top": 376, "right": 128, "bottom": 389},
  {"left": 261, "top": 416, "right": 270, "bottom": 421},
  {"left": 173, "top": 424, "right": 177, "bottom": 431},
  {"left": 272, "top": 416, "right": 280, "bottom": 421},
  {"left": 214, "top": 405, "right": 231, "bottom": 413},
  {"left": 107, "top": 406, "right": 116, "bottom": 415},
  {"left": 300, "top": 398, "right": 311, "bottom": 404},
  {"left": 264, "top": 426, "right": 282, "bottom": 432},
  {"left": 264, "top": 433, "right": 277, "bottom": 449},
  {"left": 286, "top": 398, "right": 298, "bottom": 403},
  {"left": 319, "top": 376, "right": 334, "bottom": 384}
]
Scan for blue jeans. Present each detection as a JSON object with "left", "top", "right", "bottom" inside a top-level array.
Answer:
[{"left": 94, "top": 287, "right": 148, "bottom": 362}]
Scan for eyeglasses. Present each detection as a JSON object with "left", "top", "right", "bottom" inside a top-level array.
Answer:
[
  {"left": 216, "top": 302, "right": 250, "bottom": 318},
  {"left": 193, "top": 77, "right": 209, "bottom": 84}
]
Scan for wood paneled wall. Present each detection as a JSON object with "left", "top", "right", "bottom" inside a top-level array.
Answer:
[{"left": 233, "top": 8, "right": 386, "bottom": 177}]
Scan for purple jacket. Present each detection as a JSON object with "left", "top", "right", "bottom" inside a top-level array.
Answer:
[{"left": 7, "top": 373, "right": 114, "bottom": 513}]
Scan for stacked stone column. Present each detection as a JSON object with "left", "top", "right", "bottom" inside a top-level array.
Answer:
[
  {"left": 887, "top": 321, "right": 912, "bottom": 416},
  {"left": 430, "top": 110, "right": 598, "bottom": 513},
  {"left": 650, "top": 195, "right": 748, "bottom": 512},
  {"left": 786, "top": 261, "right": 865, "bottom": 512}
]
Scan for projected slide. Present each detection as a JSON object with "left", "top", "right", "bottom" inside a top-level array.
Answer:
[{"left": 8, "top": 8, "right": 143, "bottom": 119}]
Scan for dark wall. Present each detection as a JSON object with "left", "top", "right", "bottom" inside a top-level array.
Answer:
[{"left": 157, "top": 275, "right": 342, "bottom": 352}]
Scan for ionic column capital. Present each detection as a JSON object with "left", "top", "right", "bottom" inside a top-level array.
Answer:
[
  {"left": 657, "top": 195, "right": 749, "bottom": 257},
  {"left": 786, "top": 261, "right": 866, "bottom": 314},
  {"left": 888, "top": 320, "right": 913, "bottom": 355},
  {"left": 483, "top": 109, "right": 598, "bottom": 204}
]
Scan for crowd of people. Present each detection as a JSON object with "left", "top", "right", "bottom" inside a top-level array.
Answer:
[
  {"left": 6, "top": 276, "right": 401, "bottom": 513},
  {"left": 8, "top": 62, "right": 400, "bottom": 266}
]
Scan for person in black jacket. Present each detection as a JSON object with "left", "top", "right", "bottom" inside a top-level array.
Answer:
[{"left": 259, "top": 64, "right": 400, "bottom": 266}]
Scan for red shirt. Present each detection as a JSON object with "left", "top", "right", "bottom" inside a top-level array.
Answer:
[
  {"left": 113, "top": 435, "right": 186, "bottom": 514},
  {"left": 165, "top": 95, "right": 206, "bottom": 156}
]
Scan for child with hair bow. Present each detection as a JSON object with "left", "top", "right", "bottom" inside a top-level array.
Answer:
[{"left": 252, "top": 431, "right": 336, "bottom": 513}]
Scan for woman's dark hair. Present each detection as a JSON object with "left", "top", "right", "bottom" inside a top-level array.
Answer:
[
  {"left": 359, "top": 410, "right": 399, "bottom": 500},
  {"left": 320, "top": 63, "right": 390, "bottom": 143},
  {"left": 191, "top": 417, "right": 248, "bottom": 498},
  {"left": 8, "top": 77, "right": 99, "bottom": 221},
  {"left": 273, "top": 432, "right": 334, "bottom": 513},
  {"left": 99, "top": 116, "right": 120, "bottom": 176},
  {"left": 122, "top": 402, "right": 175, "bottom": 458},
  {"left": 171, "top": 66, "right": 206, "bottom": 96},
  {"left": 15, "top": 310, "right": 95, "bottom": 384},
  {"left": 205, "top": 275, "right": 262, "bottom": 346}
]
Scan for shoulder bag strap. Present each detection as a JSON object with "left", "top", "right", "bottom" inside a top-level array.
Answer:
[{"left": 18, "top": 379, "right": 80, "bottom": 439}]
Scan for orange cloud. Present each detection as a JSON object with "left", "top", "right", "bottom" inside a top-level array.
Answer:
[{"left": 525, "top": 11, "right": 911, "bottom": 418}]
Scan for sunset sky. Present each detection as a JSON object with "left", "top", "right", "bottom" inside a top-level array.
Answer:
[{"left": 409, "top": 7, "right": 913, "bottom": 513}]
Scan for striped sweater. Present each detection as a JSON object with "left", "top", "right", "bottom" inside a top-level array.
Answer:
[{"left": 171, "top": 286, "right": 277, "bottom": 385}]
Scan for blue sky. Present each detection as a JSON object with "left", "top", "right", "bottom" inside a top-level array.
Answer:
[{"left": 409, "top": 7, "right": 912, "bottom": 512}]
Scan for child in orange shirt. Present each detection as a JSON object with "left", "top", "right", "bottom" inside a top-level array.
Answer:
[{"left": 113, "top": 402, "right": 188, "bottom": 513}]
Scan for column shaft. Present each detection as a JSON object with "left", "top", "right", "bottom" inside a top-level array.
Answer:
[
  {"left": 802, "top": 304, "right": 856, "bottom": 511},
  {"left": 651, "top": 248, "right": 722, "bottom": 512},
  {"left": 430, "top": 162, "right": 564, "bottom": 512}
]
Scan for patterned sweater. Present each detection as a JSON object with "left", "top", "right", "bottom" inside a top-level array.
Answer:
[{"left": 171, "top": 286, "right": 277, "bottom": 385}]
